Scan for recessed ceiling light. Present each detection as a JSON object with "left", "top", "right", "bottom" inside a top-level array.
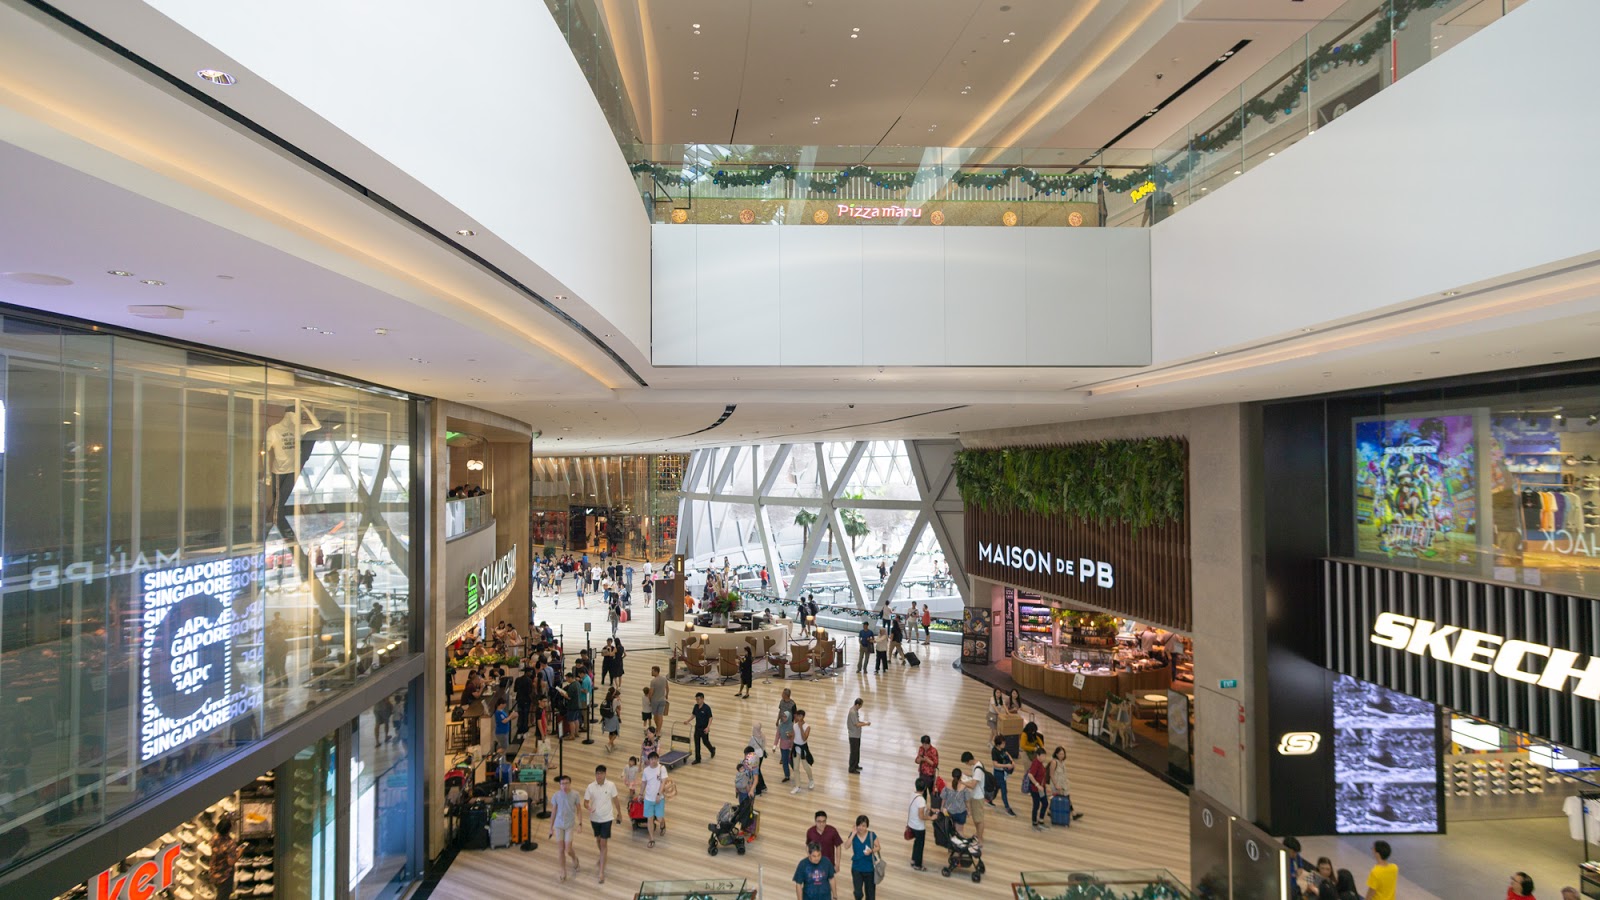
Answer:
[
  {"left": 107, "top": 270, "right": 134, "bottom": 277},
  {"left": 196, "top": 69, "right": 236, "bottom": 86},
  {"left": 852, "top": 27, "right": 860, "bottom": 32},
  {"left": 1234, "top": 170, "right": 1241, "bottom": 175},
  {"left": 850, "top": 33, "right": 858, "bottom": 38},
  {"left": 1268, "top": 151, "right": 1276, "bottom": 157},
  {"left": 693, "top": 71, "right": 700, "bottom": 75},
  {"left": 693, "top": 22, "right": 700, "bottom": 27},
  {"left": 139, "top": 279, "right": 165, "bottom": 286},
  {"left": 374, "top": 327, "right": 388, "bottom": 335},
  {"left": 1002, "top": 38, "right": 1011, "bottom": 43},
  {"left": 1443, "top": 290, "right": 1460, "bottom": 297},
  {"left": 302, "top": 325, "right": 319, "bottom": 331},
  {"left": 693, "top": 28, "right": 701, "bottom": 34},
  {"left": 456, "top": 228, "right": 476, "bottom": 236}
]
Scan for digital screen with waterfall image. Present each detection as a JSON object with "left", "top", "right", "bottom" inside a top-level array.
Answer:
[
  {"left": 1333, "top": 675, "right": 1440, "bottom": 833},
  {"left": 1354, "top": 413, "right": 1478, "bottom": 562}
]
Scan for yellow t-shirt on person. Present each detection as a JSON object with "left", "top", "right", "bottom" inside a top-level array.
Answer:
[{"left": 1366, "top": 862, "right": 1398, "bottom": 900}]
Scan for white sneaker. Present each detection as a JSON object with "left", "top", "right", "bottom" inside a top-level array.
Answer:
[
  {"left": 808, "top": 782, "right": 815, "bottom": 790},
  {"left": 791, "top": 785, "right": 802, "bottom": 795}
]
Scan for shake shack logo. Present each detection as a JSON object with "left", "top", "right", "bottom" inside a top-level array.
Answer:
[
  {"left": 976, "top": 542, "right": 1115, "bottom": 588},
  {"left": 466, "top": 544, "right": 518, "bottom": 616}
]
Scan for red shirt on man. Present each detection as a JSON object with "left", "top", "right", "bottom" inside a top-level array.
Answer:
[{"left": 805, "top": 823, "right": 844, "bottom": 869}]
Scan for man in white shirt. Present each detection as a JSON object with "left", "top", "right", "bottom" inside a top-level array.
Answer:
[
  {"left": 580, "top": 765, "right": 623, "bottom": 884},
  {"left": 640, "top": 752, "right": 668, "bottom": 848},
  {"left": 962, "top": 751, "right": 988, "bottom": 846}
]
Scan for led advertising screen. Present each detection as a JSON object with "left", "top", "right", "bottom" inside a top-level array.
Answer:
[
  {"left": 1333, "top": 674, "right": 1440, "bottom": 833},
  {"left": 1354, "top": 413, "right": 1478, "bottom": 563},
  {"left": 138, "top": 553, "right": 266, "bottom": 762}
]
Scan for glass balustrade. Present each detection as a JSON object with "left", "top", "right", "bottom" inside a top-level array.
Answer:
[
  {"left": 547, "top": 0, "right": 1517, "bottom": 226},
  {"left": 445, "top": 494, "right": 491, "bottom": 540}
]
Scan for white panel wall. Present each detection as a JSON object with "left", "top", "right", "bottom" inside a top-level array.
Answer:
[
  {"left": 653, "top": 224, "right": 1151, "bottom": 367},
  {"left": 781, "top": 228, "right": 864, "bottom": 366},
  {"left": 143, "top": 0, "right": 653, "bottom": 356},
  {"left": 1151, "top": 0, "right": 1600, "bottom": 363},
  {"left": 861, "top": 229, "right": 947, "bottom": 366}
]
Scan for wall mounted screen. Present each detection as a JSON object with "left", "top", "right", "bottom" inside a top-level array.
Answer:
[{"left": 1333, "top": 674, "right": 1440, "bottom": 833}]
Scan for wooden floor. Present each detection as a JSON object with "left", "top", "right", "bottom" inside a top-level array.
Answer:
[{"left": 434, "top": 592, "right": 1190, "bottom": 899}]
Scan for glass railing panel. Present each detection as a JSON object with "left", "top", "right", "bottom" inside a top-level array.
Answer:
[
  {"left": 1017, "top": 868, "right": 1192, "bottom": 900},
  {"left": 445, "top": 494, "right": 491, "bottom": 540}
]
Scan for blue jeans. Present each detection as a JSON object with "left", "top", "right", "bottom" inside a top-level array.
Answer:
[
  {"left": 993, "top": 770, "right": 1014, "bottom": 812},
  {"left": 781, "top": 747, "right": 793, "bottom": 779}
]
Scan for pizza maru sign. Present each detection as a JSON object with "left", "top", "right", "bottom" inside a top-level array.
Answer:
[{"left": 836, "top": 204, "right": 922, "bottom": 220}]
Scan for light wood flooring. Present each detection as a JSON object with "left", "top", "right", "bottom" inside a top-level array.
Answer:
[{"left": 433, "top": 594, "right": 1190, "bottom": 898}]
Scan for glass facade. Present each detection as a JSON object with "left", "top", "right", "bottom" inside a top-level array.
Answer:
[
  {"left": 48, "top": 679, "right": 422, "bottom": 900},
  {"left": 0, "top": 312, "right": 417, "bottom": 877},
  {"left": 530, "top": 454, "right": 686, "bottom": 559},
  {"left": 1338, "top": 367, "right": 1600, "bottom": 598}
]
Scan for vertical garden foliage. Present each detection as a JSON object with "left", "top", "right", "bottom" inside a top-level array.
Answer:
[{"left": 952, "top": 438, "right": 1187, "bottom": 533}]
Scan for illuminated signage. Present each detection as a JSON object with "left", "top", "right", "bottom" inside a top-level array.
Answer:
[
  {"left": 975, "top": 541, "right": 1114, "bottom": 588},
  {"left": 835, "top": 204, "right": 923, "bottom": 220},
  {"left": 29, "top": 548, "right": 181, "bottom": 591},
  {"left": 466, "top": 544, "right": 518, "bottom": 617},
  {"left": 139, "top": 553, "right": 265, "bottom": 762},
  {"left": 92, "top": 844, "right": 182, "bottom": 900},
  {"left": 1129, "top": 181, "right": 1157, "bottom": 202},
  {"left": 1276, "top": 732, "right": 1322, "bottom": 756},
  {"left": 1370, "top": 612, "right": 1600, "bottom": 699}
]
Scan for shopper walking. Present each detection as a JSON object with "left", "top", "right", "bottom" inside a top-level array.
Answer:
[
  {"left": 907, "top": 778, "right": 934, "bottom": 872},
  {"left": 736, "top": 646, "right": 754, "bottom": 699},
  {"left": 1047, "top": 745, "right": 1085, "bottom": 823},
  {"left": 915, "top": 735, "right": 939, "bottom": 784},
  {"left": 639, "top": 753, "right": 668, "bottom": 849},
  {"left": 647, "top": 665, "right": 669, "bottom": 732},
  {"left": 921, "top": 605, "right": 932, "bottom": 643},
  {"left": 941, "top": 767, "right": 974, "bottom": 838},
  {"left": 849, "top": 815, "right": 883, "bottom": 900},
  {"left": 874, "top": 628, "right": 890, "bottom": 673},
  {"left": 580, "top": 765, "right": 622, "bottom": 884},
  {"left": 856, "top": 623, "right": 874, "bottom": 674},
  {"left": 806, "top": 810, "right": 845, "bottom": 871},
  {"left": 778, "top": 710, "right": 796, "bottom": 783},
  {"left": 575, "top": 579, "right": 586, "bottom": 609},
  {"left": 789, "top": 709, "right": 815, "bottom": 792},
  {"left": 890, "top": 615, "right": 906, "bottom": 663},
  {"left": 1024, "top": 749, "right": 1049, "bottom": 830},
  {"left": 794, "top": 842, "right": 837, "bottom": 900},
  {"left": 961, "top": 752, "right": 988, "bottom": 846},
  {"left": 549, "top": 774, "right": 581, "bottom": 881},
  {"left": 600, "top": 686, "right": 621, "bottom": 752},
  {"left": 607, "top": 599, "right": 621, "bottom": 638},
  {"left": 685, "top": 692, "right": 716, "bottom": 764},
  {"left": 209, "top": 816, "right": 241, "bottom": 900},
  {"left": 989, "top": 735, "right": 1017, "bottom": 815},
  {"left": 1508, "top": 873, "right": 1537, "bottom": 900},
  {"left": 1365, "top": 841, "right": 1398, "bottom": 900},
  {"left": 846, "top": 698, "right": 870, "bottom": 774}
]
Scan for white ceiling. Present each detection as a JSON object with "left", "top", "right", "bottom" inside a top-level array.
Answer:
[
  {"left": 0, "top": 0, "right": 1595, "bottom": 459},
  {"left": 605, "top": 0, "right": 1350, "bottom": 151}
]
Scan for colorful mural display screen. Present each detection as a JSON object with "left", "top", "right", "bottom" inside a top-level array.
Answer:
[{"left": 1354, "top": 414, "right": 1478, "bottom": 563}]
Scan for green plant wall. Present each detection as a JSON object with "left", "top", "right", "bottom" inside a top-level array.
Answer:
[{"left": 953, "top": 438, "right": 1186, "bottom": 532}]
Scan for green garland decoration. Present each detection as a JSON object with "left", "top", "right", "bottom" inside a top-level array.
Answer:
[
  {"left": 635, "top": 0, "right": 1438, "bottom": 201},
  {"left": 953, "top": 438, "right": 1187, "bottom": 534}
]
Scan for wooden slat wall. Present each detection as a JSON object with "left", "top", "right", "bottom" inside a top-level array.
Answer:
[{"left": 962, "top": 445, "right": 1193, "bottom": 632}]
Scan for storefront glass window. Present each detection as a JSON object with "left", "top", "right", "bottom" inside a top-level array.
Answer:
[
  {"left": 1346, "top": 376, "right": 1600, "bottom": 597},
  {"left": 529, "top": 454, "right": 686, "bottom": 559},
  {"left": 352, "top": 683, "right": 417, "bottom": 899},
  {"left": 0, "top": 314, "right": 417, "bottom": 877}
]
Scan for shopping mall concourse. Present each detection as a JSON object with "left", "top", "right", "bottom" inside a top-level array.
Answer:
[{"left": 4, "top": 0, "right": 1600, "bottom": 898}]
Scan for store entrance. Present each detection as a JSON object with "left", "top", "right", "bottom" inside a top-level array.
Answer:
[
  {"left": 567, "top": 505, "right": 616, "bottom": 554},
  {"left": 963, "top": 582, "right": 1195, "bottom": 787}
]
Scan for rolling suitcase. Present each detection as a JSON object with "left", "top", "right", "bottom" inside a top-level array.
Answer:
[
  {"left": 1049, "top": 794, "right": 1073, "bottom": 826},
  {"left": 509, "top": 795, "right": 531, "bottom": 845},
  {"left": 904, "top": 651, "right": 921, "bottom": 667},
  {"left": 489, "top": 811, "right": 512, "bottom": 848}
]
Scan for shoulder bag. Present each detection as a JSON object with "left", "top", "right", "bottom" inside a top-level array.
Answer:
[
  {"left": 871, "top": 833, "right": 886, "bottom": 884},
  {"left": 662, "top": 776, "right": 678, "bottom": 800}
]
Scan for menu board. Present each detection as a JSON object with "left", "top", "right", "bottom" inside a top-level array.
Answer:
[{"left": 962, "top": 608, "right": 993, "bottom": 665}]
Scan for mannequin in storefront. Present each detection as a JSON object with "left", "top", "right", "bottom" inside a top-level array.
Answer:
[{"left": 264, "top": 405, "right": 320, "bottom": 545}]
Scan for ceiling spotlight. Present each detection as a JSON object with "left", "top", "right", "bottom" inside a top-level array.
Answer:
[
  {"left": 196, "top": 69, "right": 236, "bottom": 86},
  {"left": 693, "top": 71, "right": 700, "bottom": 75},
  {"left": 1268, "top": 151, "right": 1276, "bottom": 157},
  {"left": 138, "top": 279, "right": 165, "bottom": 286},
  {"left": 850, "top": 33, "right": 858, "bottom": 38},
  {"left": 456, "top": 228, "right": 476, "bottom": 236},
  {"left": 1587, "top": 414, "right": 1598, "bottom": 425},
  {"left": 1443, "top": 290, "right": 1460, "bottom": 297},
  {"left": 1234, "top": 170, "right": 1241, "bottom": 175},
  {"left": 107, "top": 270, "right": 134, "bottom": 277},
  {"left": 302, "top": 325, "right": 319, "bottom": 331},
  {"left": 374, "top": 327, "right": 388, "bottom": 335},
  {"left": 1554, "top": 412, "right": 1566, "bottom": 422},
  {"left": 1002, "top": 38, "right": 1011, "bottom": 43},
  {"left": 693, "top": 22, "right": 700, "bottom": 27},
  {"left": 694, "top": 28, "right": 701, "bottom": 34},
  {"left": 852, "top": 27, "right": 860, "bottom": 32}
]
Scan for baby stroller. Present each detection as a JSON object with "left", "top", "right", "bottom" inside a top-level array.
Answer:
[
  {"left": 932, "top": 813, "right": 985, "bottom": 882},
  {"left": 705, "top": 795, "right": 760, "bottom": 855}
]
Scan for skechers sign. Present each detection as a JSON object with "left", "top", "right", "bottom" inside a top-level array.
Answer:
[
  {"left": 1370, "top": 612, "right": 1600, "bottom": 699},
  {"left": 975, "top": 542, "right": 1115, "bottom": 588},
  {"left": 139, "top": 553, "right": 265, "bottom": 762},
  {"left": 465, "top": 544, "right": 518, "bottom": 617}
]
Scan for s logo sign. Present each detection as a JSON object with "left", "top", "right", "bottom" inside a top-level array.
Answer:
[{"left": 1277, "top": 732, "right": 1322, "bottom": 756}]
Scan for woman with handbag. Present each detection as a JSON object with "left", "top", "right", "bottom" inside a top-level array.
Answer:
[
  {"left": 906, "top": 777, "right": 936, "bottom": 872},
  {"left": 849, "top": 815, "right": 884, "bottom": 900},
  {"left": 789, "top": 710, "right": 815, "bottom": 793}
]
